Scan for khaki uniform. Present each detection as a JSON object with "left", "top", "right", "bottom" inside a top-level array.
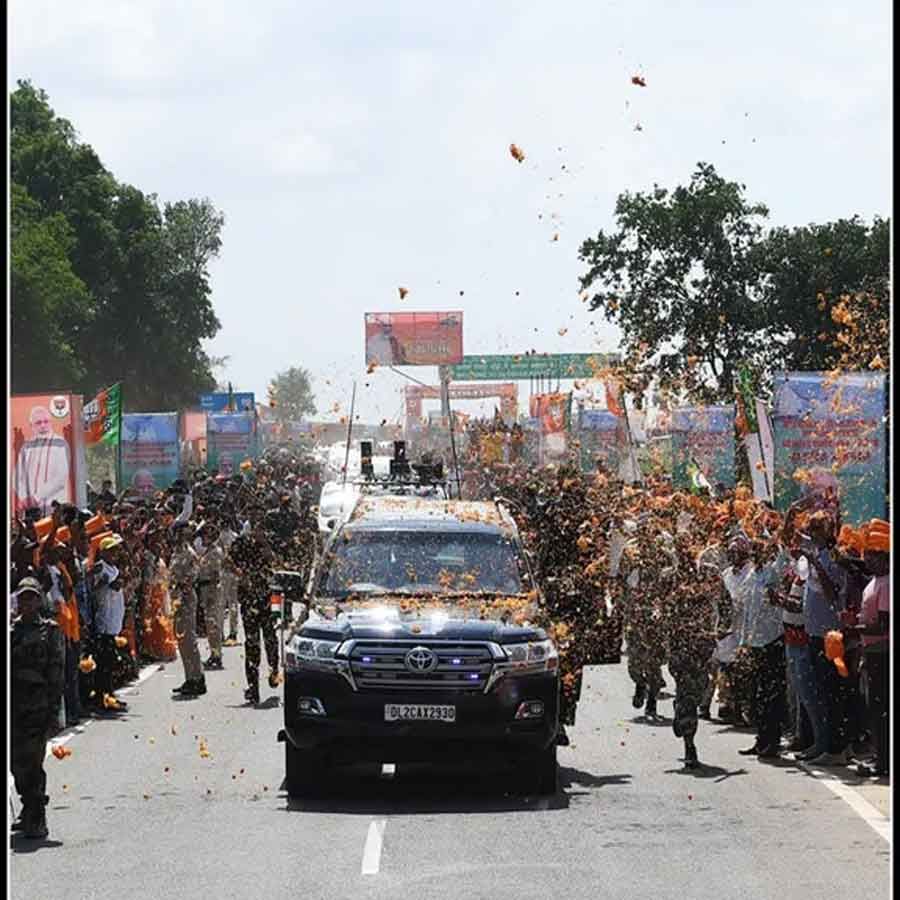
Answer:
[
  {"left": 170, "top": 544, "right": 201, "bottom": 682},
  {"left": 219, "top": 529, "right": 239, "bottom": 639},
  {"left": 196, "top": 542, "right": 224, "bottom": 657}
]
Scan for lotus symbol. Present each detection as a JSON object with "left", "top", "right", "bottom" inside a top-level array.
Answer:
[{"left": 405, "top": 646, "right": 438, "bottom": 673}]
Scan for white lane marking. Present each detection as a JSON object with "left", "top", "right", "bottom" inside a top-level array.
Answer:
[
  {"left": 44, "top": 664, "right": 164, "bottom": 757},
  {"left": 800, "top": 763, "right": 891, "bottom": 843},
  {"left": 361, "top": 819, "right": 387, "bottom": 875},
  {"left": 45, "top": 721, "right": 92, "bottom": 758},
  {"left": 381, "top": 763, "right": 396, "bottom": 778}
]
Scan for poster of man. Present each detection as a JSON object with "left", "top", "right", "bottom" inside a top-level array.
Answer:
[
  {"left": 10, "top": 394, "right": 86, "bottom": 516},
  {"left": 120, "top": 413, "right": 180, "bottom": 493},
  {"left": 130, "top": 468, "right": 158, "bottom": 497}
]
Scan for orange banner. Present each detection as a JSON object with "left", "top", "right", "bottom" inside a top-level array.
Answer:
[{"left": 365, "top": 312, "right": 463, "bottom": 366}]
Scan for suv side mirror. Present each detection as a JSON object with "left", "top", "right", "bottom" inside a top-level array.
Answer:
[{"left": 326, "top": 518, "right": 337, "bottom": 531}]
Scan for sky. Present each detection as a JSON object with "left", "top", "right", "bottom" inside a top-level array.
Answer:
[{"left": 9, "top": 0, "right": 892, "bottom": 424}]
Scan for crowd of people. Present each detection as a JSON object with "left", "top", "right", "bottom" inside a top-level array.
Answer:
[
  {"left": 10, "top": 430, "right": 890, "bottom": 839},
  {"left": 467, "top": 455, "right": 890, "bottom": 777},
  {"left": 10, "top": 447, "right": 319, "bottom": 839}
]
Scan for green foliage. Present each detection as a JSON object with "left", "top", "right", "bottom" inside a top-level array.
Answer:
[
  {"left": 578, "top": 163, "right": 890, "bottom": 405},
  {"left": 758, "top": 216, "right": 890, "bottom": 371},
  {"left": 578, "top": 163, "right": 772, "bottom": 405},
  {"left": 270, "top": 367, "right": 316, "bottom": 422},
  {"left": 11, "top": 183, "right": 93, "bottom": 392},
  {"left": 10, "top": 79, "right": 223, "bottom": 410}
]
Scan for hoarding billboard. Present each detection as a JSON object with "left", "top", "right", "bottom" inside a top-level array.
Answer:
[
  {"left": 121, "top": 413, "right": 181, "bottom": 495},
  {"left": 365, "top": 311, "right": 463, "bottom": 366},
  {"left": 772, "top": 371, "right": 886, "bottom": 525},
  {"left": 11, "top": 393, "right": 87, "bottom": 516},
  {"left": 206, "top": 412, "right": 258, "bottom": 476}
]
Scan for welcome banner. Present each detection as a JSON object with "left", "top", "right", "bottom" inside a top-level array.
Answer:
[
  {"left": 206, "top": 412, "right": 258, "bottom": 476},
  {"left": 671, "top": 406, "right": 735, "bottom": 492},
  {"left": 121, "top": 413, "right": 180, "bottom": 496},
  {"left": 772, "top": 371, "right": 886, "bottom": 525}
]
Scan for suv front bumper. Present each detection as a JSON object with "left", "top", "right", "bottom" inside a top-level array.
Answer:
[{"left": 281, "top": 669, "right": 559, "bottom": 764}]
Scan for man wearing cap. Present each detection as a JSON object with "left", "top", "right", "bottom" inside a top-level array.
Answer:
[
  {"left": 11, "top": 577, "right": 64, "bottom": 839},
  {"left": 90, "top": 534, "right": 129, "bottom": 712},
  {"left": 169, "top": 523, "right": 206, "bottom": 696}
]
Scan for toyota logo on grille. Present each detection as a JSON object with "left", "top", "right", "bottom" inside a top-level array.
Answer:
[{"left": 405, "top": 646, "right": 438, "bottom": 673}]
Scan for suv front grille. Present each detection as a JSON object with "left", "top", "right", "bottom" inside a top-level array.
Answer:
[{"left": 349, "top": 641, "right": 494, "bottom": 692}]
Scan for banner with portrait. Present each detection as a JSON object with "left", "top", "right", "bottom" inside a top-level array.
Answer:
[
  {"left": 206, "top": 412, "right": 258, "bottom": 476},
  {"left": 11, "top": 393, "right": 87, "bottom": 516},
  {"left": 121, "top": 413, "right": 181, "bottom": 496}
]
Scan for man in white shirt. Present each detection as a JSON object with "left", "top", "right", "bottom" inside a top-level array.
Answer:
[
  {"left": 736, "top": 541, "right": 790, "bottom": 757},
  {"left": 91, "top": 535, "right": 128, "bottom": 711}
]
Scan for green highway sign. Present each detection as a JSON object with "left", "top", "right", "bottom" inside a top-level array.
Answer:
[{"left": 446, "top": 352, "right": 621, "bottom": 381}]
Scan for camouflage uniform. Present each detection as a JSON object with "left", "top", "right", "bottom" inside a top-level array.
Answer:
[
  {"left": 620, "top": 535, "right": 670, "bottom": 706},
  {"left": 11, "top": 608, "right": 64, "bottom": 836},
  {"left": 668, "top": 546, "right": 720, "bottom": 742}
]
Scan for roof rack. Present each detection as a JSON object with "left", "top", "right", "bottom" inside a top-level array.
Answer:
[{"left": 352, "top": 440, "right": 451, "bottom": 495}]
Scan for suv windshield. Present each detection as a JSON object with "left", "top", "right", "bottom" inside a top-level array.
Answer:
[{"left": 319, "top": 529, "right": 526, "bottom": 598}]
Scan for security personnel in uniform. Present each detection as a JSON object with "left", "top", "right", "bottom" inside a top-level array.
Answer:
[
  {"left": 668, "top": 540, "right": 721, "bottom": 768},
  {"left": 11, "top": 577, "right": 64, "bottom": 839},
  {"left": 169, "top": 523, "right": 205, "bottom": 697}
]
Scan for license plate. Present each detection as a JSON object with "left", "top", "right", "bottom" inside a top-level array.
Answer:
[{"left": 384, "top": 704, "right": 456, "bottom": 723}]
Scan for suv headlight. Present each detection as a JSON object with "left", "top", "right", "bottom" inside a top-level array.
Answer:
[
  {"left": 285, "top": 637, "right": 342, "bottom": 671},
  {"left": 502, "top": 639, "right": 558, "bottom": 673}
]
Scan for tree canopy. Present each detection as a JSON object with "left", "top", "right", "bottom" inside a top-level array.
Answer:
[
  {"left": 269, "top": 367, "right": 316, "bottom": 422},
  {"left": 578, "top": 162, "right": 889, "bottom": 405},
  {"left": 10, "top": 80, "right": 224, "bottom": 410}
]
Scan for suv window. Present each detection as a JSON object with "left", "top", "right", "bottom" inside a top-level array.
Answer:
[{"left": 319, "top": 529, "right": 526, "bottom": 598}]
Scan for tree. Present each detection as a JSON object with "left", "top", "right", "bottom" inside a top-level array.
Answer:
[
  {"left": 269, "top": 367, "right": 316, "bottom": 422},
  {"left": 758, "top": 216, "right": 889, "bottom": 372},
  {"left": 10, "top": 80, "right": 224, "bottom": 409},
  {"left": 578, "top": 163, "right": 773, "bottom": 405},
  {"left": 11, "top": 183, "right": 93, "bottom": 392}
]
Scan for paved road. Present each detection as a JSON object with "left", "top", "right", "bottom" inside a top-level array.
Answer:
[{"left": 11, "top": 639, "right": 890, "bottom": 900}]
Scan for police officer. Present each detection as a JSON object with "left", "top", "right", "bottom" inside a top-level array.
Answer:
[
  {"left": 194, "top": 521, "right": 225, "bottom": 670},
  {"left": 11, "top": 577, "right": 64, "bottom": 839},
  {"left": 169, "top": 523, "right": 206, "bottom": 697}
]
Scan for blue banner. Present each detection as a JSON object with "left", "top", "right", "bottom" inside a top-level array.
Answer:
[
  {"left": 121, "top": 413, "right": 180, "bottom": 495},
  {"left": 772, "top": 372, "right": 886, "bottom": 525},
  {"left": 199, "top": 392, "right": 256, "bottom": 413}
]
